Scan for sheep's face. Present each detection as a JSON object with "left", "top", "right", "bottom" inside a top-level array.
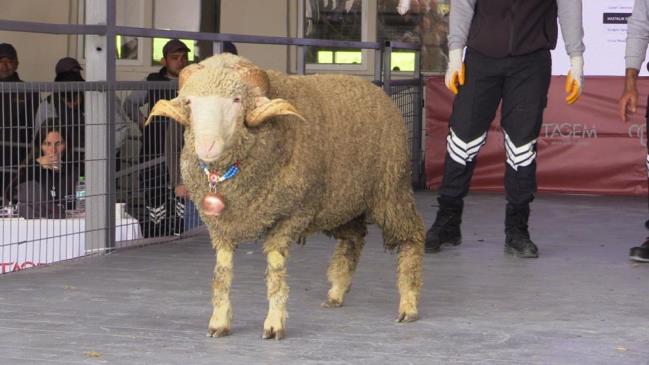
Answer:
[
  {"left": 145, "top": 54, "right": 305, "bottom": 163},
  {"left": 186, "top": 94, "right": 242, "bottom": 162}
]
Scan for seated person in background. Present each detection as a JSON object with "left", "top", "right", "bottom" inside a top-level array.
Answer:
[{"left": 10, "top": 121, "right": 80, "bottom": 219}]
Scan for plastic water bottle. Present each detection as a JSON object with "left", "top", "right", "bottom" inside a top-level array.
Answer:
[{"left": 75, "top": 176, "right": 86, "bottom": 212}]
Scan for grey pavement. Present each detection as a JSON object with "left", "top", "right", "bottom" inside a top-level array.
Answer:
[{"left": 1, "top": 191, "right": 648, "bottom": 364}]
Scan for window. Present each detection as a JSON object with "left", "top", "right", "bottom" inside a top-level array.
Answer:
[
  {"left": 304, "top": 0, "right": 367, "bottom": 67},
  {"left": 303, "top": 0, "right": 449, "bottom": 72},
  {"left": 79, "top": 0, "right": 145, "bottom": 64},
  {"left": 390, "top": 51, "right": 416, "bottom": 72},
  {"left": 116, "top": 36, "right": 139, "bottom": 60},
  {"left": 377, "top": 0, "right": 450, "bottom": 73}
]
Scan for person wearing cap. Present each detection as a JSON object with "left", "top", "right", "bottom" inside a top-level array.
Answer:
[
  {"left": 33, "top": 58, "right": 85, "bottom": 134},
  {"left": 221, "top": 41, "right": 238, "bottom": 55},
  {"left": 0, "top": 42, "right": 36, "bottom": 129},
  {"left": 0, "top": 43, "right": 20, "bottom": 81},
  {"left": 55, "top": 57, "right": 83, "bottom": 76},
  {"left": 123, "top": 38, "right": 190, "bottom": 128},
  {"left": 34, "top": 70, "right": 86, "bottom": 153},
  {"left": 0, "top": 42, "right": 38, "bottom": 205},
  {"left": 123, "top": 39, "right": 191, "bottom": 237}
]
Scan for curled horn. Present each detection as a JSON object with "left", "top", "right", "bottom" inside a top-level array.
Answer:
[
  {"left": 230, "top": 62, "right": 270, "bottom": 97},
  {"left": 144, "top": 98, "right": 190, "bottom": 127},
  {"left": 178, "top": 64, "right": 204, "bottom": 90},
  {"left": 144, "top": 63, "right": 202, "bottom": 127},
  {"left": 246, "top": 98, "right": 306, "bottom": 127},
  {"left": 231, "top": 61, "right": 306, "bottom": 127}
]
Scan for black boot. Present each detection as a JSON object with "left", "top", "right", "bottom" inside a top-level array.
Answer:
[
  {"left": 504, "top": 204, "right": 539, "bottom": 258},
  {"left": 630, "top": 237, "right": 649, "bottom": 262},
  {"left": 630, "top": 220, "right": 649, "bottom": 262},
  {"left": 425, "top": 197, "right": 463, "bottom": 253}
]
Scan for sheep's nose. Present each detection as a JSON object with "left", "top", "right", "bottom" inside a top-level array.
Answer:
[
  {"left": 195, "top": 137, "right": 220, "bottom": 160},
  {"left": 196, "top": 137, "right": 215, "bottom": 153}
]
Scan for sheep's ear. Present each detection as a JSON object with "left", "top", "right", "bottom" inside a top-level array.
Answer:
[
  {"left": 245, "top": 96, "right": 305, "bottom": 127},
  {"left": 145, "top": 97, "right": 190, "bottom": 127}
]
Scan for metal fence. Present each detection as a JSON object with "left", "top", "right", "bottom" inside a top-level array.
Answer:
[
  {"left": 388, "top": 78, "right": 424, "bottom": 189},
  {"left": 0, "top": 77, "right": 422, "bottom": 274},
  {"left": 0, "top": 2, "right": 423, "bottom": 274}
]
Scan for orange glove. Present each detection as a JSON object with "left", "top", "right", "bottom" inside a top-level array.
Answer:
[
  {"left": 445, "top": 49, "right": 465, "bottom": 94},
  {"left": 565, "top": 55, "right": 584, "bottom": 104}
]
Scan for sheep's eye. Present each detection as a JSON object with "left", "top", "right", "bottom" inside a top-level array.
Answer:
[
  {"left": 183, "top": 98, "right": 191, "bottom": 106},
  {"left": 233, "top": 97, "right": 241, "bottom": 103}
]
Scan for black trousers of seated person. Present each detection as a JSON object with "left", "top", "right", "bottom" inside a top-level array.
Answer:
[
  {"left": 128, "top": 163, "right": 184, "bottom": 238},
  {"left": 438, "top": 48, "right": 552, "bottom": 207}
]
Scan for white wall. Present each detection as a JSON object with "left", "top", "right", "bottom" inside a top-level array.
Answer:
[
  {"left": 154, "top": 0, "right": 200, "bottom": 31},
  {"left": 552, "top": 0, "right": 649, "bottom": 76},
  {"left": 220, "top": 0, "right": 291, "bottom": 73}
]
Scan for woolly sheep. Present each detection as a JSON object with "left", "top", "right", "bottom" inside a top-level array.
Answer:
[{"left": 146, "top": 53, "right": 424, "bottom": 340}]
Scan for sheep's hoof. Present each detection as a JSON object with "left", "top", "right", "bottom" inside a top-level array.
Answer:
[
  {"left": 396, "top": 312, "right": 419, "bottom": 323},
  {"left": 321, "top": 299, "right": 343, "bottom": 308},
  {"left": 262, "top": 327, "right": 286, "bottom": 340},
  {"left": 207, "top": 327, "right": 230, "bottom": 338}
]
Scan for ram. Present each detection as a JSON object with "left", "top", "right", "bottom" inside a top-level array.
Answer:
[{"left": 147, "top": 53, "right": 424, "bottom": 339}]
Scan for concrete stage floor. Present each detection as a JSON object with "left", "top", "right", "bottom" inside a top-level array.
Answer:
[{"left": 1, "top": 191, "right": 648, "bottom": 364}]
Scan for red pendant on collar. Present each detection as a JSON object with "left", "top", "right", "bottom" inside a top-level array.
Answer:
[{"left": 202, "top": 191, "right": 225, "bottom": 216}]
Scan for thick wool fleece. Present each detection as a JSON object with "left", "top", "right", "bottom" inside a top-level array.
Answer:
[
  {"left": 179, "top": 65, "right": 423, "bottom": 251},
  {"left": 171, "top": 54, "right": 423, "bottom": 334}
]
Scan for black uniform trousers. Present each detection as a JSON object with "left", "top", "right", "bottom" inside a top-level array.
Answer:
[{"left": 439, "top": 48, "right": 552, "bottom": 207}]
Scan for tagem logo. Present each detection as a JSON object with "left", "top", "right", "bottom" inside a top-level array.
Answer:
[
  {"left": 628, "top": 123, "right": 647, "bottom": 146},
  {"left": 0, "top": 261, "right": 41, "bottom": 274},
  {"left": 543, "top": 123, "right": 598, "bottom": 145}
]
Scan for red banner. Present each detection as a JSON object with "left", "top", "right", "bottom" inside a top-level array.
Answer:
[{"left": 425, "top": 75, "right": 649, "bottom": 196}]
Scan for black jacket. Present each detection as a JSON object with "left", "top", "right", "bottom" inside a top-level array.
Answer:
[
  {"left": 146, "top": 67, "right": 177, "bottom": 104},
  {"left": 142, "top": 67, "right": 178, "bottom": 159},
  {"left": 0, "top": 72, "right": 37, "bottom": 143},
  {"left": 13, "top": 162, "right": 79, "bottom": 218},
  {"left": 467, "top": 0, "right": 558, "bottom": 58}
]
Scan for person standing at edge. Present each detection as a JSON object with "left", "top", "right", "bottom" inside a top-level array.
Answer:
[
  {"left": 0, "top": 43, "right": 38, "bottom": 205},
  {"left": 425, "top": 0, "right": 585, "bottom": 258},
  {"left": 123, "top": 38, "right": 190, "bottom": 237},
  {"left": 619, "top": 0, "right": 649, "bottom": 263}
]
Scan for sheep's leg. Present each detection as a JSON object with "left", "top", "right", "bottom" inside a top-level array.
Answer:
[
  {"left": 392, "top": 200, "right": 424, "bottom": 323},
  {"left": 373, "top": 195, "right": 424, "bottom": 322},
  {"left": 207, "top": 246, "right": 235, "bottom": 337},
  {"left": 396, "top": 236, "right": 423, "bottom": 322},
  {"left": 322, "top": 235, "right": 364, "bottom": 308},
  {"left": 262, "top": 248, "right": 289, "bottom": 340}
]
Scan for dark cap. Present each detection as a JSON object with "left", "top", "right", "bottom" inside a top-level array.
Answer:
[
  {"left": 222, "top": 41, "right": 238, "bottom": 55},
  {"left": 0, "top": 43, "right": 17, "bottom": 60},
  {"left": 163, "top": 39, "right": 191, "bottom": 57},
  {"left": 55, "top": 57, "right": 83, "bottom": 75},
  {"left": 55, "top": 70, "right": 85, "bottom": 82}
]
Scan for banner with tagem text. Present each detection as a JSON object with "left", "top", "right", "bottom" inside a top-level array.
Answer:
[{"left": 425, "top": 75, "right": 649, "bottom": 196}]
